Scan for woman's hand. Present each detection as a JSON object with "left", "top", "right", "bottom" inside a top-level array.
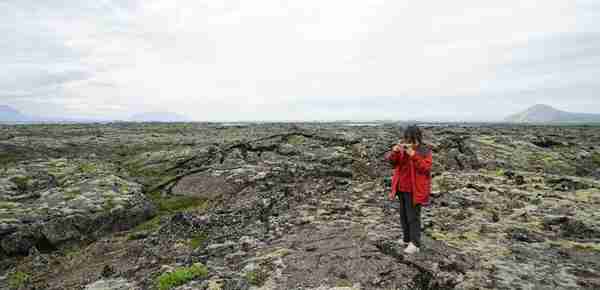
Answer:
[
  {"left": 389, "top": 192, "right": 396, "bottom": 201},
  {"left": 406, "top": 146, "right": 415, "bottom": 156}
]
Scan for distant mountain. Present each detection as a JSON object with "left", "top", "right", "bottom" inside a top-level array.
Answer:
[
  {"left": 505, "top": 104, "right": 600, "bottom": 123},
  {"left": 130, "top": 112, "right": 190, "bottom": 122},
  {"left": 0, "top": 105, "right": 31, "bottom": 122},
  {"left": 0, "top": 105, "right": 116, "bottom": 124}
]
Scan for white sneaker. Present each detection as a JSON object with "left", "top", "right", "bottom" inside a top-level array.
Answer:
[{"left": 403, "top": 242, "right": 420, "bottom": 254}]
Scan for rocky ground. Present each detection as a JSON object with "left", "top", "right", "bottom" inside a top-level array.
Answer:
[{"left": 0, "top": 122, "right": 599, "bottom": 290}]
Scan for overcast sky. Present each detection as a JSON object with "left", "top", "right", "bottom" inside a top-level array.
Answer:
[{"left": 1, "top": 0, "right": 598, "bottom": 121}]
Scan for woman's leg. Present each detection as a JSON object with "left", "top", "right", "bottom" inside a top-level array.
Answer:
[
  {"left": 397, "top": 192, "right": 410, "bottom": 243},
  {"left": 412, "top": 204, "right": 422, "bottom": 247},
  {"left": 406, "top": 192, "right": 422, "bottom": 247}
]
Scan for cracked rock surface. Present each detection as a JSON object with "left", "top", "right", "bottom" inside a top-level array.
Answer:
[{"left": 0, "top": 123, "right": 599, "bottom": 290}]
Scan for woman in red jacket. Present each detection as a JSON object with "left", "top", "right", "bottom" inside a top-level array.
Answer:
[{"left": 385, "top": 125, "right": 432, "bottom": 254}]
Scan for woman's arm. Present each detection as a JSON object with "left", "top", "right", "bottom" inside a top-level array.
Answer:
[
  {"left": 385, "top": 148, "right": 409, "bottom": 166},
  {"left": 410, "top": 150, "right": 432, "bottom": 174}
]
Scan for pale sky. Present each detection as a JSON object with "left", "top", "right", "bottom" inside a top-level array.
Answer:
[{"left": 1, "top": 0, "right": 598, "bottom": 121}]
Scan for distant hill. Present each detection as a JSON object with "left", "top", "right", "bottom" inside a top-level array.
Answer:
[
  {"left": 0, "top": 105, "right": 31, "bottom": 122},
  {"left": 505, "top": 104, "right": 600, "bottom": 123},
  {"left": 130, "top": 112, "right": 190, "bottom": 122},
  {"left": 0, "top": 105, "right": 115, "bottom": 124}
]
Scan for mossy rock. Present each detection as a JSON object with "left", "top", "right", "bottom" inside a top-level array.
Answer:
[
  {"left": 9, "top": 175, "right": 31, "bottom": 192},
  {"left": 0, "top": 151, "right": 25, "bottom": 166},
  {"left": 259, "top": 248, "right": 293, "bottom": 260},
  {"left": 336, "top": 279, "right": 354, "bottom": 287},
  {"left": 207, "top": 279, "right": 224, "bottom": 290},
  {"left": 574, "top": 189, "right": 600, "bottom": 203},
  {"left": 495, "top": 168, "right": 505, "bottom": 177},
  {"left": 459, "top": 231, "right": 481, "bottom": 242},
  {"left": 8, "top": 271, "right": 31, "bottom": 290},
  {"left": 102, "top": 198, "right": 117, "bottom": 211},
  {"left": 78, "top": 162, "right": 98, "bottom": 174},
  {"left": 429, "top": 230, "right": 481, "bottom": 247},
  {"left": 571, "top": 242, "right": 600, "bottom": 252},
  {"left": 148, "top": 192, "right": 210, "bottom": 214},
  {"left": 245, "top": 268, "right": 269, "bottom": 286},
  {"left": 131, "top": 216, "right": 162, "bottom": 233},
  {"left": 287, "top": 135, "right": 306, "bottom": 145},
  {"left": 548, "top": 240, "right": 600, "bottom": 253},
  {"left": 433, "top": 175, "right": 454, "bottom": 192},
  {"left": 188, "top": 232, "right": 209, "bottom": 249},
  {"left": 63, "top": 245, "right": 85, "bottom": 262},
  {"left": 526, "top": 152, "right": 574, "bottom": 175},
  {"left": 592, "top": 152, "right": 600, "bottom": 166},
  {"left": 0, "top": 201, "right": 19, "bottom": 209},
  {"left": 64, "top": 189, "right": 82, "bottom": 200}
]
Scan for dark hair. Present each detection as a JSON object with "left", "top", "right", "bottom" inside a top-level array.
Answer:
[{"left": 404, "top": 125, "right": 423, "bottom": 145}]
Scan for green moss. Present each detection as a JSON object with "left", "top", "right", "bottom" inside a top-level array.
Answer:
[
  {"left": 541, "top": 155, "right": 554, "bottom": 164},
  {"left": 78, "top": 162, "right": 97, "bottom": 174},
  {"left": 430, "top": 230, "right": 447, "bottom": 241},
  {"left": 572, "top": 242, "right": 600, "bottom": 252},
  {"left": 592, "top": 152, "right": 600, "bottom": 166},
  {"left": 49, "top": 159, "right": 67, "bottom": 168},
  {"left": 102, "top": 198, "right": 117, "bottom": 211},
  {"left": 9, "top": 175, "right": 31, "bottom": 192},
  {"left": 125, "top": 163, "right": 166, "bottom": 183},
  {"left": 207, "top": 280, "right": 223, "bottom": 290},
  {"left": 149, "top": 192, "right": 210, "bottom": 214},
  {"left": 0, "top": 201, "right": 19, "bottom": 209},
  {"left": 495, "top": 168, "right": 505, "bottom": 177},
  {"left": 526, "top": 151, "right": 573, "bottom": 175},
  {"left": 245, "top": 268, "right": 269, "bottom": 286},
  {"left": 126, "top": 193, "right": 209, "bottom": 239},
  {"left": 64, "top": 189, "right": 82, "bottom": 200},
  {"left": 287, "top": 135, "right": 305, "bottom": 145},
  {"left": 476, "top": 137, "right": 512, "bottom": 152},
  {"left": 574, "top": 189, "right": 599, "bottom": 203},
  {"left": 475, "top": 136, "right": 495, "bottom": 145},
  {"left": 131, "top": 216, "right": 162, "bottom": 232},
  {"left": 260, "top": 248, "right": 293, "bottom": 259},
  {"left": 8, "top": 271, "right": 31, "bottom": 289},
  {"left": 155, "top": 263, "right": 209, "bottom": 290},
  {"left": 119, "top": 183, "right": 131, "bottom": 193},
  {"left": 433, "top": 175, "right": 452, "bottom": 192},
  {"left": 0, "top": 153, "right": 22, "bottom": 166},
  {"left": 188, "top": 232, "right": 208, "bottom": 249},
  {"left": 522, "top": 220, "right": 544, "bottom": 231},
  {"left": 548, "top": 240, "right": 600, "bottom": 253},
  {"left": 459, "top": 231, "right": 480, "bottom": 241},
  {"left": 336, "top": 279, "right": 353, "bottom": 287},
  {"left": 429, "top": 229, "right": 481, "bottom": 247},
  {"left": 63, "top": 245, "right": 84, "bottom": 262}
]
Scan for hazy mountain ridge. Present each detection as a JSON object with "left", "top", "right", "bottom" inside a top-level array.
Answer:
[
  {"left": 0, "top": 105, "right": 31, "bottom": 122},
  {"left": 129, "top": 112, "right": 191, "bottom": 122},
  {"left": 505, "top": 104, "right": 600, "bottom": 123},
  {"left": 0, "top": 106, "right": 193, "bottom": 123},
  {"left": 5, "top": 104, "right": 600, "bottom": 124}
]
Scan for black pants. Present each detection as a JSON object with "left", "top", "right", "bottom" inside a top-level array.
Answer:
[{"left": 397, "top": 191, "right": 421, "bottom": 247}]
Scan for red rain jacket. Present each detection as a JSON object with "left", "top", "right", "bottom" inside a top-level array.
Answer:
[{"left": 385, "top": 144, "right": 433, "bottom": 205}]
